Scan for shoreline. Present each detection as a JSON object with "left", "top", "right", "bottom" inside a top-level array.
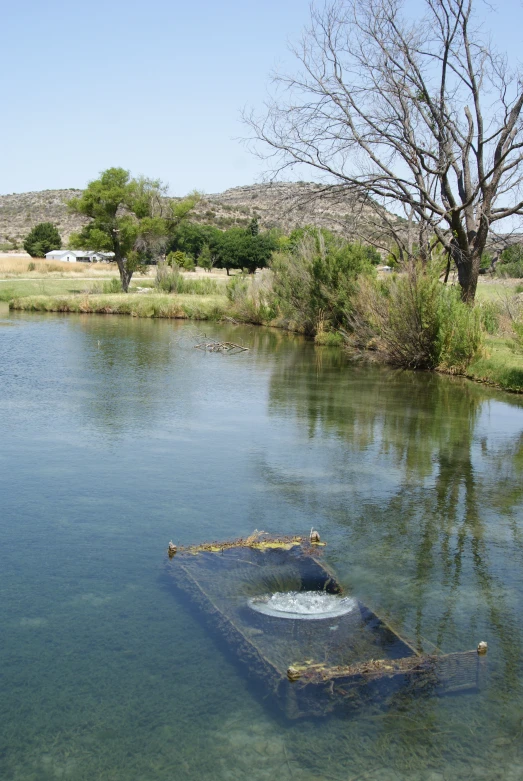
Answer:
[{"left": 7, "top": 292, "right": 523, "bottom": 395}]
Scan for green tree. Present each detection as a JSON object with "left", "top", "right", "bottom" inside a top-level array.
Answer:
[
  {"left": 166, "top": 222, "right": 221, "bottom": 261},
  {"left": 213, "top": 228, "right": 277, "bottom": 275},
  {"left": 198, "top": 243, "right": 216, "bottom": 271},
  {"left": 69, "top": 168, "right": 199, "bottom": 292},
  {"left": 23, "top": 222, "right": 61, "bottom": 258}
]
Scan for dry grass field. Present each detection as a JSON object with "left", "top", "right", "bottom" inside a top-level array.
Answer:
[{"left": 0, "top": 255, "right": 132, "bottom": 278}]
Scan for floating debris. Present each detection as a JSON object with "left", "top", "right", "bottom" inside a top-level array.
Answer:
[{"left": 194, "top": 340, "right": 249, "bottom": 354}]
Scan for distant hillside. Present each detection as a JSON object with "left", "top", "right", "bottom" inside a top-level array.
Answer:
[{"left": 0, "top": 182, "right": 399, "bottom": 250}]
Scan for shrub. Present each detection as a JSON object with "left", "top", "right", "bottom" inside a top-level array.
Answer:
[
  {"left": 436, "top": 289, "right": 482, "bottom": 372},
  {"left": 496, "top": 261, "right": 523, "bottom": 279},
  {"left": 314, "top": 330, "right": 345, "bottom": 346},
  {"left": 496, "top": 245, "right": 523, "bottom": 278},
  {"left": 348, "top": 263, "right": 482, "bottom": 371},
  {"left": 198, "top": 244, "right": 214, "bottom": 271},
  {"left": 270, "top": 229, "right": 375, "bottom": 335},
  {"left": 166, "top": 250, "right": 195, "bottom": 272},
  {"left": 27, "top": 262, "right": 36, "bottom": 272},
  {"left": 226, "top": 274, "right": 249, "bottom": 303},
  {"left": 513, "top": 321, "right": 523, "bottom": 351},
  {"left": 479, "top": 301, "right": 500, "bottom": 334},
  {"left": 102, "top": 278, "right": 122, "bottom": 294}
]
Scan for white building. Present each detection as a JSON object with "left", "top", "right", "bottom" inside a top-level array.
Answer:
[{"left": 45, "top": 250, "right": 115, "bottom": 263}]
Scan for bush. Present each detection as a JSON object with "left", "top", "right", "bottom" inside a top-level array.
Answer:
[
  {"left": 436, "top": 289, "right": 483, "bottom": 372},
  {"left": 23, "top": 223, "right": 62, "bottom": 258},
  {"left": 496, "top": 245, "right": 523, "bottom": 278},
  {"left": 102, "top": 278, "right": 122, "bottom": 294},
  {"left": 513, "top": 321, "right": 523, "bottom": 351},
  {"left": 496, "top": 261, "right": 523, "bottom": 279},
  {"left": 226, "top": 275, "right": 249, "bottom": 303},
  {"left": 166, "top": 250, "right": 195, "bottom": 272},
  {"left": 270, "top": 229, "right": 375, "bottom": 335},
  {"left": 314, "top": 330, "right": 345, "bottom": 346},
  {"left": 479, "top": 301, "right": 500, "bottom": 334},
  {"left": 27, "top": 262, "right": 36, "bottom": 272},
  {"left": 348, "top": 263, "right": 482, "bottom": 371}
]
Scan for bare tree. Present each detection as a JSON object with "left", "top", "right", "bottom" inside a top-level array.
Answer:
[{"left": 245, "top": 0, "right": 523, "bottom": 302}]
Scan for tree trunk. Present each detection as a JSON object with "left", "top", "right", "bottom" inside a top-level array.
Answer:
[
  {"left": 455, "top": 251, "right": 480, "bottom": 304},
  {"left": 116, "top": 258, "right": 133, "bottom": 293}
]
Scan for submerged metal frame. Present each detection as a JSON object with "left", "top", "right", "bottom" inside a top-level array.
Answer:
[{"left": 166, "top": 536, "right": 487, "bottom": 719}]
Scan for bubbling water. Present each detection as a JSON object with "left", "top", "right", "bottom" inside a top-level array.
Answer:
[{"left": 248, "top": 591, "right": 357, "bottom": 620}]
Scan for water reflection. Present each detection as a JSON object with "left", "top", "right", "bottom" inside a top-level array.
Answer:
[
  {"left": 3, "top": 315, "right": 523, "bottom": 781},
  {"left": 266, "top": 346, "right": 523, "bottom": 695}
]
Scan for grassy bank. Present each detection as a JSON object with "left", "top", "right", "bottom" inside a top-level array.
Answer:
[
  {"left": 466, "top": 335, "right": 523, "bottom": 392},
  {"left": 5, "top": 274, "right": 523, "bottom": 395},
  {"left": 9, "top": 293, "right": 228, "bottom": 320}
]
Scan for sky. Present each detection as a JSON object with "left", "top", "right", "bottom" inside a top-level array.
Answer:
[{"left": 1, "top": 0, "right": 522, "bottom": 197}]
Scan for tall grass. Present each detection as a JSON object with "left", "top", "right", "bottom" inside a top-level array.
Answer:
[
  {"left": 155, "top": 265, "right": 220, "bottom": 295},
  {"left": 9, "top": 293, "right": 228, "bottom": 320},
  {"left": 226, "top": 271, "right": 276, "bottom": 324}
]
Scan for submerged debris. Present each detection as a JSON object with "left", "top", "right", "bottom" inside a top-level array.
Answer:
[
  {"left": 172, "top": 530, "right": 323, "bottom": 555},
  {"left": 166, "top": 533, "right": 486, "bottom": 718},
  {"left": 194, "top": 339, "right": 249, "bottom": 353}
]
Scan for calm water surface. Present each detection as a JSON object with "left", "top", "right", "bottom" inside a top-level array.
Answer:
[{"left": 1, "top": 311, "right": 523, "bottom": 781}]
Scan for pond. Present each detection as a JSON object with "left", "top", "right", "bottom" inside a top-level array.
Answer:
[{"left": 1, "top": 311, "right": 523, "bottom": 781}]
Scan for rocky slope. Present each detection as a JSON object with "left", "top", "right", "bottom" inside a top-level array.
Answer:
[{"left": 0, "top": 182, "right": 398, "bottom": 249}]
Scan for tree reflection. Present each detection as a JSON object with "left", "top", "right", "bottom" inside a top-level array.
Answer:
[{"left": 265, "top": 347, "right": 523, "bottom": 691}]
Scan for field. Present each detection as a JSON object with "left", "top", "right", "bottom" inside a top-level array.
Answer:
[
  {"left": 0, "top": 255, "right": 124, "bottom": 278},
  {"left": 0, "top": 278, "right": 158, "bottom": 300},
  {"left": 474, "top": 277, "right": 522, "bottom": 301}
]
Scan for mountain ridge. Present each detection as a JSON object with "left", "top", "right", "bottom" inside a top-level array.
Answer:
[{"left": 0, "top": 182, "right": 398, "bottom": 250}]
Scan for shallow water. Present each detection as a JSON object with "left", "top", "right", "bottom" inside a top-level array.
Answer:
[{"left": 1, "top": 312, "right": 523, "bottom": 781}]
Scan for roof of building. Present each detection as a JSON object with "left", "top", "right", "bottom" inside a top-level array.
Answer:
[{"left": 45, "top": 249, "right": 115, "bottom": 257}]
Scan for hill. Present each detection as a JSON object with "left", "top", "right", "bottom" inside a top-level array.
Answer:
[{"left": 0, "top": 182, "right": 398, "bottom": 251}]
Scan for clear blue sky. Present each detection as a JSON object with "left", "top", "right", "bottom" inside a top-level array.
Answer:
[{"left": 1, "top": 0, "right": 521, "bottom": 196}]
